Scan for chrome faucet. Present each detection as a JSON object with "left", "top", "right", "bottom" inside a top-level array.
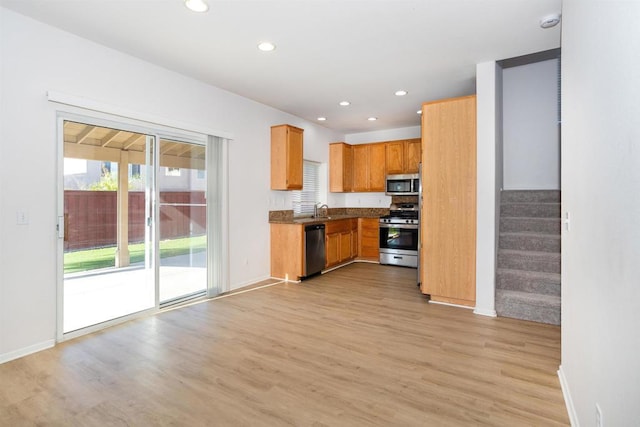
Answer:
[{"left": 314, "top": 203, "right": 329, "bottom": 218}]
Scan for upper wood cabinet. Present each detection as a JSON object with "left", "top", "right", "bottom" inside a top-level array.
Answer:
[
  {"left": 271, "top": 124, "right": 303, "bottom": 190},
  {"left": 352, "top": 143, "right": 386, "bottom": 192},
  {"left": 405, "top": 139, "right": 422, "bottom": 173},
  {"left": 385, "top": 139, "right": 422, "bottom": 174},
  {"left": 420, "top": 95, "right": 477, "bottom": 307},
  {"left": 329, "top": 142, "right": 353, "bottom": 192}
]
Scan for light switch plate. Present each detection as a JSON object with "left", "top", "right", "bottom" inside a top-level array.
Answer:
[{"left": 16, "top": 210, "right": 29, "bottom": 225}]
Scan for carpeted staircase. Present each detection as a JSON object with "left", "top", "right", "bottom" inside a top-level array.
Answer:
[{"left": 496, "top": 190, "right": 561, "bottom": 325}]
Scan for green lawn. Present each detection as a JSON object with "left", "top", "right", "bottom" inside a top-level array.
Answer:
[{"left": 64, "top": 235, "right": 206, "bottom": 274}]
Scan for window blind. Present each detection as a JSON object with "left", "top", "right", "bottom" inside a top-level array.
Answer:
[{"left": 292, "top": 160, "right": 320, "bottom": 215}]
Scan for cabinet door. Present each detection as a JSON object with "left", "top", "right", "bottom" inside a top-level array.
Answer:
[
  {"left": 352, "top": 144, "right": 369, "bottom": 192},
  {"left": 271, "top": 124, "right": 303, "bottom": 190},
  {"left": 405, "top": 139, "right": 422, "bottom": 174},
  {"left": 385, "top": 141, "right": 404, "bottom": 174},
  {"left": 329, "top": 143, "right": 353, "bottom": 192},
  {"left": 351, "top": 228, "right": 359, "bottom": 259},
  {"left": 343, "top": 145, "right": 353, "bottom": 191},
  {"left": 421, "top": 95, "right": 476, "bottom": 306},
  {"left": 368, "top": 143, "right": 386, "bottom": 191},
  {"left": 339, "top": 232, "right": 351, "bottom": 262},
  {"left": 287, "top": 126, "right": 304, "bottom": 189},
  {"left": 326, "top": 232, "right": 340, "bottom": 267},
  {"left": 358, "top": 217, "right": 380, "bottom": 260}
]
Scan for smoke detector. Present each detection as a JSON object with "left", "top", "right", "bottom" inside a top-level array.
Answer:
[{"left": 540, "top": 14, "right": 561, "bottom": 29}]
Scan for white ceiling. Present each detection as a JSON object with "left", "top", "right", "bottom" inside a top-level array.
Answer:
[{"left": 1, "top": 0, "right": 562, "bottom": 134}]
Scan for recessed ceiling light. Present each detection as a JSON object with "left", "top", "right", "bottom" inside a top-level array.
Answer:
[
  {"left": 395, "top": 90, "right": 408, "bottom": 96},
  {"left": 257, "top": 41, "right": 276, "bottom": 52},
  {"left": 368, "top": 117, "right": 378, "bottom": 121},
  {"left": 317, "top": 117, "right": 327, "bottom": 121},
  {"left": 417, "top": 110, "right": 422, "bottom": 115},
  {"left": 339, "top": 101, "right": 351, "bottom": 106},
  {"left": 184, "top": 0, "right": 209, "bottom": 12},
  {"left": 540, "top": 13, "right": 561, "bottom": 29}
]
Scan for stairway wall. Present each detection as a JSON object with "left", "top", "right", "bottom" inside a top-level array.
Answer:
[{"left": 495, "top": 190, "right": 561, "bottom": 325}]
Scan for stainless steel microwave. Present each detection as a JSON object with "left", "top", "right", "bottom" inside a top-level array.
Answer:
[{"left": 385, "top": 174, "right": 419, "bottom": 196}]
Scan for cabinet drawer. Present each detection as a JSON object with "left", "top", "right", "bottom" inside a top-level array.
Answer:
[{"left": 326, "top": 219, "right": 353, "bottom": 234}]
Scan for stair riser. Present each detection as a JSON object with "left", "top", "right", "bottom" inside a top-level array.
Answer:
[
  {"left": 501, "top": 190, "right": 561, "bottom": 203},
  {"left": 499, "top": 234, "right": 560, "bottom": 253},
  {"left": 500, "top": 218, "right": 561, "bottom": 234},
  {"left": 498, "top": 253, "right": 560, "bottom": 274},
  {"left": 496, "top": 272, "right": 561, "bottom": 296},
  {"left": 500, "top": 203, "right": 561, "bottom": 218}
]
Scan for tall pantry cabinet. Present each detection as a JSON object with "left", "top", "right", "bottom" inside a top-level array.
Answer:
[{"left": 420, "top": 95, "right": 477, "bottom": 307}]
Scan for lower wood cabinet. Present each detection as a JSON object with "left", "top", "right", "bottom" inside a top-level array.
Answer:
[
  {"left": 270, "top": 217, "right": 379, "bottom": 280},
  {"left": 325, "top": 218, "right": 358, "bottom": 269},
  {"left": 358, "top": 218, "right": 379, "bottom": 261},
  {"left": 270, "top": 223, "right": 304, "bottom": 280}
]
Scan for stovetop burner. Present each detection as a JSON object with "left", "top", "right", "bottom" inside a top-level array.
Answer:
[{"left": 380, "top": 203, "right": 419, "bottom": 224}]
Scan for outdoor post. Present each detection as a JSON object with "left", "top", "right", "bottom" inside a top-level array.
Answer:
[{"left": 116, "top": 150, "right": 130, "bottom": 267}]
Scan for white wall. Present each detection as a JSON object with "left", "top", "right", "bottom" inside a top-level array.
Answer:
[
  {"left": 560, "top": 1, "right": 640, "bottom": 425},
  {"left": 342, "top": 126, "right": 421, "bottom": 207},
  {"left": 503, "top": 59, "right": 559, "bottom": 190},
  {"left": 0, "top": 9, "right": 344, "bottom": 360}
]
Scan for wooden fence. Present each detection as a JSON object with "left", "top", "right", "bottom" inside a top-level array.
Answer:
[{"left": 64, "top": 190, "right": 206, "bottom": 251}]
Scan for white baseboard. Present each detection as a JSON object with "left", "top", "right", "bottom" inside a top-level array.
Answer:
[
  {"left": 558, "top": 365, "right": 579, "bottom": 426},
  {"left": 428, "top": 300, "right": 474, "bottom": 310},
  {"left": 231, "top": 274, "right": 272, "bottom": 290},
  {"left": 473, "top": 307, "right": 497, "bottom": 317},
  {"left": 0, "top": 339, "right": 55, "bottom": 365}
]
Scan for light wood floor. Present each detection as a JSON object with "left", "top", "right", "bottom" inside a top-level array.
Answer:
[{"left": 0, "top": 263, "right": 569, "bottom": 426}]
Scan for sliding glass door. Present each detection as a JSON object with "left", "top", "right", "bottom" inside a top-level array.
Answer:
[
  {"left": 59, "top": 117, "right": 215, "bottom": 337},
  {"left": 157, "top": 138, "right": 208, "bottom": 305}
]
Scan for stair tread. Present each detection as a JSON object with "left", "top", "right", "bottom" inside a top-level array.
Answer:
[
  {"left": 500, "top": 231, "right": 560, "bottom": 238},
  {"left": 497, "top": 268, "right": 561, "bottom": 281},
  {"left": 501, "top": 216, "right": 560, "bottom": 221},
  {"left": 498, "top": 249, "right": 561, "bottom": 258},
  {"left": 501, "top": 202, "right": 561, "bottom": 205},
  {"left": 496, "top": 289, "right": 561, "bottom": 307}
]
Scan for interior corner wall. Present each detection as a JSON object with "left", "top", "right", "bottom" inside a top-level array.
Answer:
[
  {"left": 503, "top": 58, "right": 560, "bottom": 190},
  {"left": 0, "top": 8, "right": 344, "bottom": 360},
  {"left": 561, "top": 1, "right": 640, "bottom": 425}
]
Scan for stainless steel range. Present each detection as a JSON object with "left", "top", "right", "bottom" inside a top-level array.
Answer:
[{"left": 379, "top": 203, "right": 419, "bottom": 268}]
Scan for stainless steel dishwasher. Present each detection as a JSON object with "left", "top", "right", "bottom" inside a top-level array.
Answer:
[{"left": 304, "top": 224, "right": 326, "bottom": 278}]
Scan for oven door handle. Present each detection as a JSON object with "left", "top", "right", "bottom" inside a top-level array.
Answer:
[{"left": 379, "top": 223, "right": 419, "bottom": 230}]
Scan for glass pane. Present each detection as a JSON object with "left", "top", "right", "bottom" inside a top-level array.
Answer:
[
  {"left": 158, "top": 139, "right": 207, "bottom": 304},
  {"left": 63, "top": 122, "right": 155, "bottom": 333}
]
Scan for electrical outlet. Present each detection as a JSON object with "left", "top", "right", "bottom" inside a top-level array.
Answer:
[{"left": 596, "top": 404, "right": 603, "bottom": 427}]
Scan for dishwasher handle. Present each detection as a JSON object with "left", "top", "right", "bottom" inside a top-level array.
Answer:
[{"left": 305, "top": 224, "right": 325, "bottom": 231}]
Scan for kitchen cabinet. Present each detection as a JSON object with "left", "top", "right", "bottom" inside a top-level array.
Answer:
[
  {"left": 271, "top": 124, "right": 303, "bottom": 190},
  {"left": 329, "top": 142, "right": 353, "bottom": 192},
  {"left": 325, "top": 219, "right": 358, "bottom": 268},
  {"left": 405, "top": 139, "right": 422, "bottom": 173},
  {"left": 420, "top": 95, "right": 477, "bottom": 307},
  {"left": 270, "top": 223, "right": 304, "bottom": 280},
  {"left": 358, "top": 217, "right": 379, "bottom": 261},
  {"left": 385, "top": 139, "right": 422, "bottom": 175},
  {"left": 352, "top": 143, "right": 386, "bottom": 192}
]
